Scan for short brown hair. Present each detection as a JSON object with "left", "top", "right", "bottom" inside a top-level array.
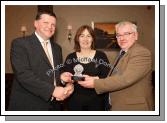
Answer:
[
  {"left": 35, "top": 11, "right": 57, "bottom": 20},
  {"left": 74, "top": 25, "right": 95, "bottom": 52}
]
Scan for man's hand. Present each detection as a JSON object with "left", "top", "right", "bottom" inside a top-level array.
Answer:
[
  {"left": 52, "top": 83, "right": 74, "bottom": 101},
  {"left": 52, "top": 86, "right": 68, "bottom": 101},
  {"left": 60, "top": 72, "right": 73, "bottom": 83},
  {"left": 64, "top": 83, "right": 74, "bottom": 97},
  {"left": 78, "top": 75, "right": 99, "bottom": 88}
]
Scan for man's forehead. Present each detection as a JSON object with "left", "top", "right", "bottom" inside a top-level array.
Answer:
[{"left": 117, "top": 25, "right": 132, "bottom": 32}]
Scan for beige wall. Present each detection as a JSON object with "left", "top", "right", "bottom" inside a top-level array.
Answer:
[
  {"left": 5, "top": 5, "right": 155, "bottom": 73},
  {"left": 5, "top": 5, "right": 36, "bottom": 73},
  {"left": 54, "top": 5, "right": 155, "bottom": 68}
]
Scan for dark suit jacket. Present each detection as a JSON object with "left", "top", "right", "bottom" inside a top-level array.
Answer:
[
  {"left": 8, "top": 33, "right": 63, "bottom": 111},
  {"left": 95, "top": 43, "right": 154, "bottom": 111}
]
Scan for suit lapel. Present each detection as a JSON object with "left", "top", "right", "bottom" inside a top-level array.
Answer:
[
  {"left": 50, "top": 41, "right": 58, "bottom": 68},
  {"left": 117, "top": 52, "right": 127, "bottom": 66},
  {"left": 116, "top": 43, "right": 137, "bottom": 69},
  {"left": 30, "top": 33, "right": 53, "bottom": 68},
  {"left": 50, "top": 41, "right": 63, "bottom": 85}
]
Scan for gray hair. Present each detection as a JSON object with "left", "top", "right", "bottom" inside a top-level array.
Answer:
[{"left": 115, "top": 21, "right": 137, "bottom": 32}]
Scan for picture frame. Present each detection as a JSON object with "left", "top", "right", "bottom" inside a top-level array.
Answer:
[{"left": 92, "top": 22, "right": 120, "bottom": 50}]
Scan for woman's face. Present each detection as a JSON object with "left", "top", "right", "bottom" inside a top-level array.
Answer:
[{"left": 79, "top": 29, "right": 93, "bottom": 50}]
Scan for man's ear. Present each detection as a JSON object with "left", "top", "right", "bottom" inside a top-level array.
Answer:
[
  {"left": 135, "top": 32, "right": 138, "bottom": 40},
  {"left": 34, "top": 20, "right": 37, "bottom": 29}
]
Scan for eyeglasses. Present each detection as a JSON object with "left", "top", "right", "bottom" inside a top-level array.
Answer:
[{"left": 116, "top": 32, "right": 134, "bottom": 39}]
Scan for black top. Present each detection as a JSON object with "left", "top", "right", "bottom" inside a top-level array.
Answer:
[{"left": 63, "top": 50, "right": 110, "bottom": 94}]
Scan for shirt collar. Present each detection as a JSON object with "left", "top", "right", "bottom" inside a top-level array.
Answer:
[{"left": 35, "top": 32, "right": 50, "bottom": 43}]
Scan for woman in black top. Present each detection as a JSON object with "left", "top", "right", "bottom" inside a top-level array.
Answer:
[{"left": 63, "top": 25, "right": 110, "bottom": 111}]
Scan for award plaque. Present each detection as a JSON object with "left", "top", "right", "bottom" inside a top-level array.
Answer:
[{"left": 71, "top": 64, "right": 85, "bottom": 81}]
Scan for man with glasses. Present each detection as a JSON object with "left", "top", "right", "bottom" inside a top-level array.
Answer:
[{"left": 75, "top": 21, "right": 154, "bottom": 111}]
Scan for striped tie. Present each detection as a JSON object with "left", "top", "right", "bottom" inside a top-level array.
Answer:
[
  {"left": 43, "top": 41, "right": 53, "bottom": 67},
  {"left": 108, "top": 50, "right": 126, "bottom": 76},
  {"left": 43, "top": 41, "right": 56, "bottom": 101},
  {"left": 107, "top": 50, "right": 126, "bottom": 110}
]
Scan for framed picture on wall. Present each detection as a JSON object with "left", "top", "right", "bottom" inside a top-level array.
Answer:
[{"left": 92, "top": 22, "right": 120, "bottom": 50}]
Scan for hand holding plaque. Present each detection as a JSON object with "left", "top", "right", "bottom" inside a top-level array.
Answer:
[{"left": 71, "top": 64, "right": 85, "bottom": 81}]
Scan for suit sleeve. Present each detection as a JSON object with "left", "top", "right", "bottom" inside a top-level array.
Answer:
[
  {"left": 10, "top": 39, "right": 55, "bottom": 101},
  {"left": 94, "top": 48, "right": 152, "bottom": 94}
]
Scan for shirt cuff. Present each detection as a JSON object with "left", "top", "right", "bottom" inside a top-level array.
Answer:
[{"left": 61, "top": 80, "right": 66, "bottom": 86}]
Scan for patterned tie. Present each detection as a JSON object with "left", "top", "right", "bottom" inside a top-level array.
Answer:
[
  {"left": 108, "top": 50, "right": 126, "bottom": 76},
  {"left": 43, "top": 41, "right": 53, "bottom": 67},
  {"left": 106, "top": 50, "right": 126, "bottom": 110},
  {"left": 43, "top": 41, "right": 56, "bottom": 86},
  {"left": 43, "top": 41, "right": 56, "bottom": 101}
]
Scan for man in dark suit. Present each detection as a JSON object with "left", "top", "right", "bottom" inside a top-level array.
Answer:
[
  {"left": 8, "top": 11, "right": 73, "bottom": 111},
  {"left": 76, "top": 21, "right": 154, "bottom": 111}
]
